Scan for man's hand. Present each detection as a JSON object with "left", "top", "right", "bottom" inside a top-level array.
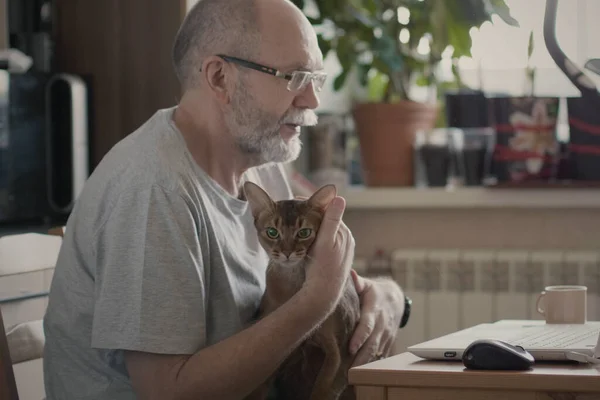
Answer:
[
  {"left": 303, "top": 196, "right": 355, "bottom": 315},
  {"left": 349, "top": 270, "right": 404, "bottom": 367}
]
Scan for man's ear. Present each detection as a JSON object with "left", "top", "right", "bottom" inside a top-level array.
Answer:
[{"left": 202, "top": 55, "right": 233, "bottom": 104}]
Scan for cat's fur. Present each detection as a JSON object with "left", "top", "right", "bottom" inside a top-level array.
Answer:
[{"left": 243, "top": 181, "right": 360, "bottom": 400}]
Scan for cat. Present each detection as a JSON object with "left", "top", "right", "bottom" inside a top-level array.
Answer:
[{"left": 243, "top": 181, "right": 361, "bottom": 400}]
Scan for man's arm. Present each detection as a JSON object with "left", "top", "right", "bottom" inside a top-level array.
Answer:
[
  {"left": 124, "top": 196, "right": 354, "bottom": 400},
  {"left": 126, "top": 286, "right": 325, "bottom": 400}
]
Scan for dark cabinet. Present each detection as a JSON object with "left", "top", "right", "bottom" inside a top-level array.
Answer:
[{"left": 53, "top": 0, "right": 187, "bottom": 169}]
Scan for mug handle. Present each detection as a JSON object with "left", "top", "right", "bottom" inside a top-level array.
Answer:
[{"left": 536, "top": 291, "right": 546, "bottom": 316}]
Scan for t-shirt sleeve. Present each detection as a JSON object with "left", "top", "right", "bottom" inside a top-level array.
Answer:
[{"left": 91, "top": 183, "right": 206, "bottom": 355}]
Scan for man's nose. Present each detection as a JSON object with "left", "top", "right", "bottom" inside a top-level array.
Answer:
[{"left": 293, "top": 82, "right": 320, "bottom": 110}]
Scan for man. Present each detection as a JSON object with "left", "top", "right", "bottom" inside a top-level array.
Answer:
[{"left": 42, "top": 0, "right": 407, "bottom": 398}]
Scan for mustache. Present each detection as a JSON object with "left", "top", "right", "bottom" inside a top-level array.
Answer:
[{"left": 280, "top": 110, "right": 318, "bottom": 127}]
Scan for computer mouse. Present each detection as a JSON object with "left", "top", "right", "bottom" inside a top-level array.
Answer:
[{"left": 462, "top": 339, "right": 535, "bottom": 371}]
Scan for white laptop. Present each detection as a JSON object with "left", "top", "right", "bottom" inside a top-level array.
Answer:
[{"left": 408, "top": 320, "right": 600, "bottom": 362}]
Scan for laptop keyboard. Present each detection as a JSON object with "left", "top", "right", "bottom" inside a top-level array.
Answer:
[{"left": 506, "top": 325, "right": 600, "bottom": 348}]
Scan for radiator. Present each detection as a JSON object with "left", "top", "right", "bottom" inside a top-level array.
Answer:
[{"left": 354, "top": 249, "right": 600, "bottom": 354}]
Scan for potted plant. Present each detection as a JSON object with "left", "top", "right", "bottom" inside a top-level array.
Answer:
[{"left": 293, "top": 0, "right": 518, "bottom": 186}]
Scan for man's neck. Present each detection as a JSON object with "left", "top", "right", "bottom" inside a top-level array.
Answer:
[{"left": 172, "top": 101, "right": 251, "bottom": 197}]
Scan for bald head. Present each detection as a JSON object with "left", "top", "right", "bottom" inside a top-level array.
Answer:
[
  {"left": 255, "top": 0, "right": 322, "bottom": 70},
  {"left": 172, "top": 0, "right": 260, "bottom": 89},
  {"left": 172, "top": 0, "right": 321, "bottom": 90}
]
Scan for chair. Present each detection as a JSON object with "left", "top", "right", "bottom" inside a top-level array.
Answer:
[
  {"left": 1, "top": 307, "right": 20, "bottom": 400},
  {"left": 0, "top": 230, "right": 63, "bottom": 400},
  {"left": 0, "top": 309, "right": 46, "bottom": 400}
]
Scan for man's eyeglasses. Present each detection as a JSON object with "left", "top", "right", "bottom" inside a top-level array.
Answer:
[{"left": 217, "top": 55, "right": 327, "bottom": 93}]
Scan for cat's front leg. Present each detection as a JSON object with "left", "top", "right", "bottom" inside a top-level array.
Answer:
[{"left": 309, "top": 322, "right": 342, "bottom": 400}]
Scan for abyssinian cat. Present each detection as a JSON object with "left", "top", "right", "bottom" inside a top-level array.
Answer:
[{"left": 243, "top": 181, "right": 360, "bottom": 400}]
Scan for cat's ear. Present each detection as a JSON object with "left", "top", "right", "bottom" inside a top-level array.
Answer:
[
  {"left": 307, "top": 184, "right": 337, "bottom": 211},
  {"left": 243, "top": 181, "right": 275, "bottom": 217}
]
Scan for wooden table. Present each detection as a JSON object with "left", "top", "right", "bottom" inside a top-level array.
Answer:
[{"left": 349, "top": 352, "right": 600, "bottom": 400}]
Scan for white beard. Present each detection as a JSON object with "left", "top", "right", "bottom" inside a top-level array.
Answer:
[{"left": 224, "top": 80, "right": 315, "bottom": 165}]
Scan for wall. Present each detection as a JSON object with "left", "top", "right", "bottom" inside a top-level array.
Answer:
[{"left": 344, "top": 208, "right": 600, "bottom": 258}]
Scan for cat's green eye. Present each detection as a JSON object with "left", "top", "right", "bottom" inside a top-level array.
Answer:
[
  {"left": 297, "top": 228, "right": 312, "bottom": 239},
  {"left": 266, "top": 227, "right": 280, "bottom": 239}
]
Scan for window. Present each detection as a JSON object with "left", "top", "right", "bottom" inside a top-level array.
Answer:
[{"left": 458, "top": 0, "right": 600, "bottom": 97}]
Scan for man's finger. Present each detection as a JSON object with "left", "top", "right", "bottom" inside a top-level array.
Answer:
[
  {"left": 349, "top": 306, "right": 376, "bottom": 355},
  {"left": 351, "top": 328, "right": 382, "bottom": 367},
  {"left": 382, "top": 334, "right": 395, "bottom": 357},
  {"left": 376, "top": 327, "right": 393, "bottom": 357},
  {"left": 351, "top": 270, "right": 367, "bottom": 295},
  {"left": 315, "top": 196, "right": 345, "bottom": 241}
]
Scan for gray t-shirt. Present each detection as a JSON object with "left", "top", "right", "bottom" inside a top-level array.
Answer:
[{"left": 42, "top": 107, "right": 293, "bottom": 400}]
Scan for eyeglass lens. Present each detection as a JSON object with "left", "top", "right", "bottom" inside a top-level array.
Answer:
[{"left": 288, "top": 72, "right": 327, "bottom": 92}]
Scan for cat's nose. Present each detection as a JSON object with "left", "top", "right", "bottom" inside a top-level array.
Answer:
[{"left": 282, "top": 250, "right": 292, "bottom": 258}]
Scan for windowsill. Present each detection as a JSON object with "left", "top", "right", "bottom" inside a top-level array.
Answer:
[{"left": 339, "top": 186, "right": 600, "bottom": 209}]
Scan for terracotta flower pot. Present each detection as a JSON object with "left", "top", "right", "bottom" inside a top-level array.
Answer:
[{"left": 352, "top": 101, "right": 439, "bottom": 187}]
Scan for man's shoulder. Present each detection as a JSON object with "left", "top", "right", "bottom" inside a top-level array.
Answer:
[
  {"left": 88, "top": 108, "right": 196, "bottom": 193},
  {"left": 72, "top": 108, "right": 204, "bottom": 229}
]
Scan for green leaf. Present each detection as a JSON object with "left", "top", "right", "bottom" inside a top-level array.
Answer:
[
  {"left": 290, "top": 0, "right": 305, "bottom": 10},
  {"left": 373, "top": 35, "right": 403, "bottom": 72},
  {"left": 346, "top": 4, "right": 379, "bottom": 28},
  {"left": 363, "top": 0, "right": 378, "bottom": 14},
  {"left": 457, "top": 0, "right": 491, "bottom": 26},
  {"left": 333, "top": 69, "right": 350, "bottom": 90},
  {"left": 447, "top": 16, "right": 473, "bottom": 57},
  {"left": 429, "top": 0, "right": 447, "bottom": 57},
  {"left": 357, "top": 64, "right": 371, "bottom": 86},
  {"left": 371, "top": 56, "right": 392, "bottom": 77},
  {"left": 488, "top": 0, "right": 520, "bottom": 27},
  {"left": 317, "top": 35, "right": 332, "bottom": 58},
  {"left": 527, "top": 30, "right": 535, "bottom": 59},
  {"left": 367, "top": 69, "right": 388, "bottom": 102},
  {"left": 415, "top": 74, "right": 429, "bottom": 87},
  {"left": 335, "top": 34, "right": 356, "bottom": 71},
  {"left": 314, "top": 0, "right": 336, "bottom": 21}
]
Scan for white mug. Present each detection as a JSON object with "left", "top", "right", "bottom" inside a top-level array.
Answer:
[{"left": 536, "top": 285, "right": 587, "bottom": 324}]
